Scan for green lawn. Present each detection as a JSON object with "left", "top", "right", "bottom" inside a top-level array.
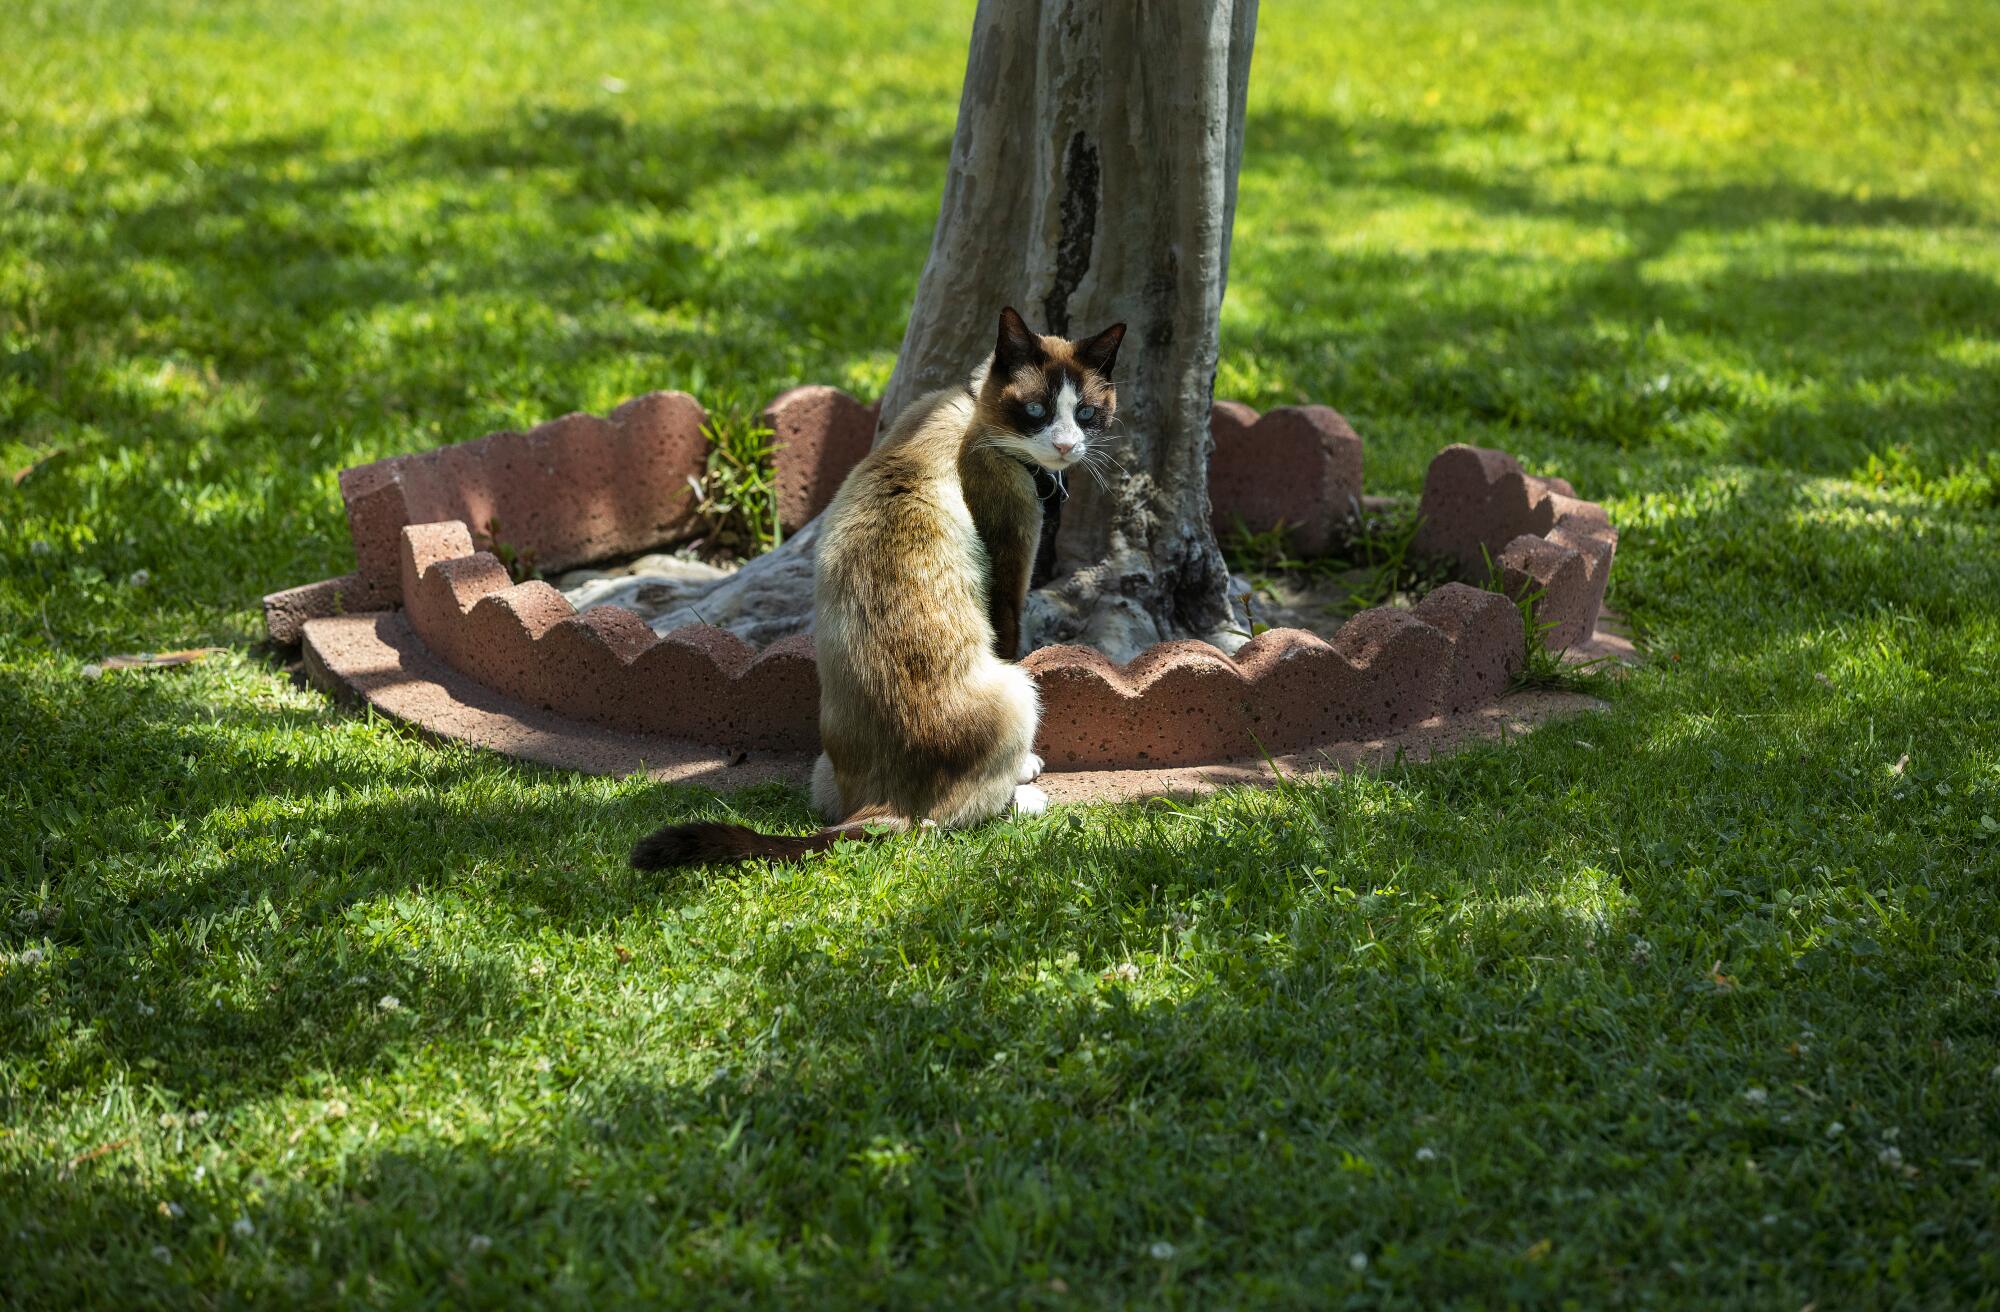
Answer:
[{"left": 5, "top": 0, "right": 1999, "bottom": 1304}]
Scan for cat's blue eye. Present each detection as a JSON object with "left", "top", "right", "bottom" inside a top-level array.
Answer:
[
  {"left": 1025, "top": 402, "right": 1046, "bottom": 420},
  {"left": 1076, "top": 405, "right": 1096, "bottom": 421}
]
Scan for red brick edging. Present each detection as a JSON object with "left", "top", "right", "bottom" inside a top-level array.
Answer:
[{"left": 272, "top": 389, "right": 1618, "bottom": 771}]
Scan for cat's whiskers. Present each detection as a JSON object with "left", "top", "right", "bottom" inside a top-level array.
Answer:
[
  {"left": 1084, "top": 447, "right": 1131, "bottom": 478},
  {"left": 1073, "top": 446, "right": 1124, "bottom": 489},
  {"left": 1085, "top": 425, "right": 1137, "bottom": 474}
]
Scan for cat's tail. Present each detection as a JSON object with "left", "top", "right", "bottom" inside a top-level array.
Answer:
[{"left": 628, "top": 806, "right": 908, "bottom": 871}]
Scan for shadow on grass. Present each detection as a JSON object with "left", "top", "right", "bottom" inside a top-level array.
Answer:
[
  {"left": 10, "top": 691, "right": 1995, "bottom": 1304},
  {"left": 8, "top": 563, "right": 1997, "bottom": 1302},
  {"left": 7, "top": 90, "right": 2000, "bottom": 1303},
  {"left": 3, "top": 97, "right": 946, "bottom": 620},
  {"left": 1, "top": 664, "right": 819, "bottom": 1096},
  {"left": 8, "top": 455, "right": 1994, "bottom": 1106},
  {"left": 9, "top": 94, "right": 1999, "bottom": 648},
  {"left": 1232, "top": 107, "right": 2000, "bottom": 498}
]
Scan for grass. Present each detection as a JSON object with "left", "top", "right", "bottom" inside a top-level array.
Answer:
[
  {"left": 691, "top": 395, "right": 784, "bottom": 561},
  {"left": 1223, "top": 500, "right": 1459, "bottom": 630},
  {"left": 4, "top": 0, "right": 1999, "bottom": 1304}
]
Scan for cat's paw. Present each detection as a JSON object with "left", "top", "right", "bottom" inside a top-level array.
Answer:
[
  {"left": 1015, "top": 752, "right": 1044, "bottom": 784},
  {"left": 1011, "top": 783, "right": 1049, "bottom": 816}
]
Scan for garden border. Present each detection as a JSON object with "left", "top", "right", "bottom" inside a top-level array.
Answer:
[{"left": 274, "top": 389, "right": 1623, "bottom": 782}]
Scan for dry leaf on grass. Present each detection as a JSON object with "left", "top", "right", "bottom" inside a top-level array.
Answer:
[
  {"left": 96, "top": 648, "right": 226, "bottom": 672},
  {"left": 64, "top": 1137, "right": 134, "bottom": 1174},
  {"left": 11, "top": 448, "right": 71, "bottom": 486}
]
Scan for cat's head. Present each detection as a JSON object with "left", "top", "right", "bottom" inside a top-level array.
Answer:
[{"left": 974, "top": 306, "right": 1125, "bottom": 472}]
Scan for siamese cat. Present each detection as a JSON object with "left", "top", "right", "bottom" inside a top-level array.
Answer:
[{"left": 630, "top": 307, "right": 1124, "bottom": 869}]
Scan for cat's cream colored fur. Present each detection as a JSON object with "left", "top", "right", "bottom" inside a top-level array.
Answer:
[{"left": 630, "top": 308, "right": 1123, "bottom": 869}]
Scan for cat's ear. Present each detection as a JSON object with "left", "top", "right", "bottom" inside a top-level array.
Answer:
[
  {"left": 994, "top": 306, "right": 1041, "bottom": 373},
  {"left": 1076, "top": 322, "right": 1126, "bottom": 377}
]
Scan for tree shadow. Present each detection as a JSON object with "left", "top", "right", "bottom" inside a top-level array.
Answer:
[
  {"left": 10, "top": 432, "right": 1989, "bottom": 1107},
  {"left": 11, "top": 673, "right": 1993, "bottom": 1303},
  {"left": 9, "top": 35, "right": 2000, "bottom": 1306},
  {"left": 14, "top": 94, "right": 1995, "bottom": 645},
  {"left": 0, "top": 668, "right": 814, "bottom": 1101},
  {"left": 4, "top": 97, "right": 950, "bottom": 621},
  {"left": 10, "top": 455, "right": 1997, "bottom": 1296},
  {"left": 1229, "top": 106, "right": 2000, "bottom": 498}
]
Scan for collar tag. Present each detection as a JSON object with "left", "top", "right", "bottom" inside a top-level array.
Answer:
[{"left": 1014, "top": 457, "right": 1067, "bottom": 502}]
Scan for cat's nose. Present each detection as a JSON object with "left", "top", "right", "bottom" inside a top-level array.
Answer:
[{"left": 1052, "top": 436, "right": 1080, "bottom": 455}]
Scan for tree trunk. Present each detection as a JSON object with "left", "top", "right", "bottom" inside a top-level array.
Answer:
[
  {"left": 598, "top": 0, "right": 1256, "bottom": 663},
  {"left": 883, "top": 0, "right": 1258, "bottom": 660}
]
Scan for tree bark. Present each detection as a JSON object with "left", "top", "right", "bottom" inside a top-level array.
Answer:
[
  {"left": 591, "top": 0, "right": 1257, "bottom": 663},
  {"left": 884, "top": 0, "right": 1258, "bottom": 660}
]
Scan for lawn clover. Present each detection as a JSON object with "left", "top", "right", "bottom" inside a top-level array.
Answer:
[
  {"left": 378, "top": 994, "right": 401, "bottom": 1012},
  {"left": 468, "top": 1234, "right": 493, "bottom": 1254},
  {"left": 1349, "top": 1252, "right": 1370, "bottom": 1272},
  {"left": 1414, "top": 1146, "right": 1437, "bottom": 1162},
  {"left": 232, "top": 1217, "right": 255, "bottom": 1238},
  {"left": 1148, "top": 1241, "right": 1176, "bottom": 1260},
  {"left": 1742, "top": 1086, "right": 1768, "bottom": 1105}
]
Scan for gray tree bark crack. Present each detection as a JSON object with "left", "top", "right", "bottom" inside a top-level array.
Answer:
[{"left": 1041, "top": 131, "right": 1100, "bottom": 336}]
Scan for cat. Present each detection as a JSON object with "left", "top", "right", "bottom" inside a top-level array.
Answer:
[{"left": 629, "top": 307, "right": 1125, "bottom": 869}]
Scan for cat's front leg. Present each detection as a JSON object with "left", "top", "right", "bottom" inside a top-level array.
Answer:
[{"left": 985, "top": 521, "right": 1037, "bottom": 660}]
